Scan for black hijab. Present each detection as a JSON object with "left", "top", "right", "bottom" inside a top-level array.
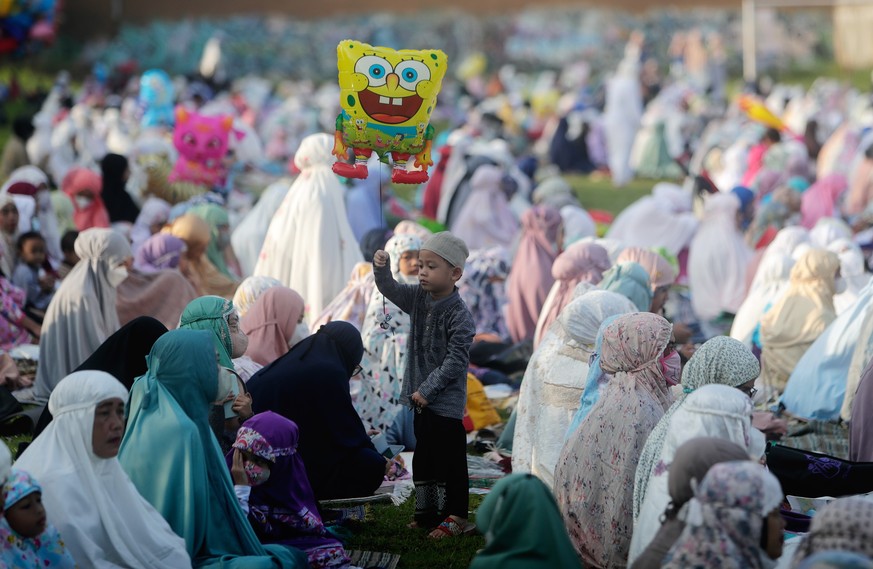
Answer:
[
  {"left": 247, "top": 321, "right": 381, "bottom": 499},
  {"left": 34, "top": 317, "right": 168, "bottom": 436},
  {"left": 100, "top": 153, "right": 140, "bottom": 223}
]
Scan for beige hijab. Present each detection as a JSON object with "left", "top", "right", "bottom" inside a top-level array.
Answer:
[
  {"left": 760, "top": 249, "right": 838, "bottom": 393},
  {"left": 169, "top": 214, "right": 237, "bottom": 300}
]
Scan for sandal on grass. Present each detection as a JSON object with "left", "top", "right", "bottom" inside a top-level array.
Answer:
[{"left": 428, "top": 516, "right": 476, "bottom": 539}]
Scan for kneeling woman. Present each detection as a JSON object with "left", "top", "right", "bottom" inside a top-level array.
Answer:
[
  {"left": 229, "top": 412, "right": 351, "bottom": 568},
  {"left": 119, "top": 329, "right": 308, "bottom": 568}
]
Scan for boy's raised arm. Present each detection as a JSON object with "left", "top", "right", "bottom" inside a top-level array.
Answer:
[{"left": 373, "top": 250, "right": 417, "bottom": 314}]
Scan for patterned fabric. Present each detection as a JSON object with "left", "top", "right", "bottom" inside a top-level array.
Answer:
[
  {"left": 179, "top": 295, "right": 236, "bottom": 368},
  {"left": 312, "top": 263, "right": 375, "bottom": 332},
  {"left": 790, "top": 497, "right": 873, "bottom": 567},
  {"left": 233, "top": 276, "right": 284, "bottom": 318},
  {"left": 554, "top": 312, "right": 673, "bottom": 569},
  {"left": 0, "top": 469, "right": 76, "bottom": 569},
  {"left": 629, "top": 385, "right": 754, "bottom": 564},
  {"left": 635, "top": 336, "right": 760, "bottom": 521},
  {"left": 459, "top": 247, "right": 511, "bottom": 339},
  {"left": 356, "top": 234, "right": 421, "bottom": 432},
  {"left": 662, "top": 461, "right": 783, "bottom": 569},
  {"left": 0, "top": 277, "right": 32, "bottom": 351},
  {"left": 233, "top": 426, "right": 297, "bottom": 462}
]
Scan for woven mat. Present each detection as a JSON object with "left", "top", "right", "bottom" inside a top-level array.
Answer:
[
  {"left": 780, "top": 420, "right": 849, "bottom": 459},
  {"left": 322, "top": 505, "right": 370, "bottom": 524},
  {"left": 347, "top": 550, "right": 400, "bottom": 569}
]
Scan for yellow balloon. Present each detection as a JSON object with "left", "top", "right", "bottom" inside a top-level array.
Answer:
[{"left": 333, "top": 40, "right": 448, "bottom": 184}]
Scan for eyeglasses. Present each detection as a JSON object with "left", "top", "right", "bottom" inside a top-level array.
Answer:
[
  {"left": 352, "top": 364, "right": 363, "bottom": 377},
  {"left": 739, "top": 385, "right": 758, "bottom": 399}
]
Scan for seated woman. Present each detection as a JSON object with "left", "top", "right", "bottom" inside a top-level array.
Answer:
[
  {"left": 119, "top": 233, "right": 198, "bottom": 329},
  {"left": 190, "top": 203, "right": 241, "bottom": 280},
  {"left": 789, "top": 496, "right": 873, "bottom": 564},
  {"left": 233, "top": 276, "right": 283, "bottom": 318},
  {"left": 33, "top": 316, "right": 169, "bottom": 437},
  {"left": 247, "top": 321, "right": 388, "bottom": 501},
  {"left": 555, "top": 312, "right": 675, "bottom": 568},
  {"left": 31, "top": 228, "right": 132, "bottom": 404},
  {"left": 119, "top": 330, "right": 308, "bottom": 568},
  {"left": 631, "top": 438, "right": 750, "bottom": 569},
  {"left": 180, "top": 296, "right": 254, "bottom": 451},
  {"left": 169, "top": 213, "right": 238, "bottom": 299},
  {"left": 469, "top": 473, "right": 579, "bottom": 569},
  {"left": 228, "top": 412, "right": 351, "bottom": 568},
  {"left": 662, "top": 461, "right": 785, "bottom": 568},
  {"left": 237, "top": 286, "right": 307, "bottom": 381},
  {"left": 16, "top": 370, "right": 191, "bottom": 567}
]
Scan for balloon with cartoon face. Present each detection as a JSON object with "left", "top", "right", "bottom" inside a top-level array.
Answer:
[
  {"left": 332, "top": 40, "right": 447, "bottom": 185},
  {"left": 168, "top": 107, "right": 234, "bottom": 188}
]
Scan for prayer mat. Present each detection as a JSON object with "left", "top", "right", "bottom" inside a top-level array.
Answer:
[
  {"left": 779, "top": 420, "right": 849, "bottom": 460},
  {"left": 322, "top": 505, "right": 370, "bottom": 524},
  {"left": 347, "top": 550, "right": 400, "bottom": 569}
]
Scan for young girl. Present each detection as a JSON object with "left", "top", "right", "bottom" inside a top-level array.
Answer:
[
  {"left": 356, "top": 234, "right": 421, "bottom": 433},
  {"left": 0, "top": 469, "right": 76, "bottom": 568}
]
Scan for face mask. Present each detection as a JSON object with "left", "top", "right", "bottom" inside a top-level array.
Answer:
[
  {"left": 106, "top": 265, "right": 129, "bottom": 287},
  {"left": 288, "top": 321, "right": 310, "bottom": 349},
  {"left": 230, "top": 330, "right": 249, "bottom": 358},
  {"left": 834, "top": 277, "right": 847, "bottom": 294},
  {"left": 243, "top": 460, "right": 270, "bottom": 486},
  {"left": 37, "top": 191, "right": 51, "bottom": 211},
  {"left": 74, "top": 196, "right": 93, "bottom": 210},
  {"left": 659, "top": 350, "right": 682, "bottom": 386},
  {"left": 213, "top": 366, "right": 237, "bottom": 405}
]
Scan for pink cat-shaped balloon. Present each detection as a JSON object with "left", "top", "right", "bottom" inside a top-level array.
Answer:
[{"left": 168, "top": 106, "right": 234, "bottom": 187}]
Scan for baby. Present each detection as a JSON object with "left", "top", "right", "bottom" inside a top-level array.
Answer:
[{"left": 1, "top": 468, "right": 76, "bottom": 567}]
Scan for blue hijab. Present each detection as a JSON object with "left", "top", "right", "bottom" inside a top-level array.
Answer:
[
  {"left": 119, "top": 329, "right": 307, "bottom": 568},
  {"left": 565, "top": 314, "right": 621, "bottom": 437}
]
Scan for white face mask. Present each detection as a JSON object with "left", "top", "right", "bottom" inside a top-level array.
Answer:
[
  {"left": 834, "top": 277, "right": 848, "bottom": 295},
  {"left": 106, "top": 265, "right": 129, "bottom": 287},
  {"left": 213, "top": 366, "right": 237, "bottom": 405},
  {"left": 37, "top": 191, "right": 51, "bottom": 211},
  {"left": 288, "top": 321, "right": 310, "bottom": 349},
  {"left": 74, "top": 196, "right": 93, "bottom": 210}
]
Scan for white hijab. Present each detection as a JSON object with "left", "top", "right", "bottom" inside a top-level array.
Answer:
[
  {"left": 0, "top": 165, "right": 63, "bottom": 263},
  {"left": 33, "top": 229, "right": 132, "bottom": 403},
  {"left": 730, "top": 254, "right": 795, "bottom": 347},
  {"left": 16, "top": 371, "right": 191, "bottom": 568},
  {"left": 231, "top": 178, "right": 290, "bottom": 278},
  {"left": 512, "top": 290, "right": 636, "bottom": 489},
  {"left": 688, "top": 192, "right": 753, "bottom": 321},
  {"left": 828, "top": 238, "right": 872, "bottom": 315},
  {"left": 253, "top": 134, "right": 362, "bottom": 319},
  {"left": 628, "top": 384, "right": 753, "bottom": 564},
  {"left": 606, "top": 183, "right": 698, "bottom": 255}
]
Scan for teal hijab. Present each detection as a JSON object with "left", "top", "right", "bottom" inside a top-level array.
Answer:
[
  {"left": 470, "top": 474, "right": 580, "bottom": 569},
  {"left": 190, "top": 204, "right": 233, "bottom": 278},
  {"left": 119, "top": 329, "right": 306, "bottom": 569},
  {"left": 599, "top": 261, "right": 653, "bottom": 312},
  {"left": 179, "top": 296, "right": 235, "bottom": 369}
]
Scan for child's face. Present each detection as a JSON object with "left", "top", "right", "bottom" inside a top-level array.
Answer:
[
  {"left": 417, "top": 250, "right": 461, "bottom": 297},
  {"left": 92, "top": 398, "right": 125, "bottom": 459},
  {"left": 399, "top": 250, "right": 419, "bottom": 277},
  {"left": 20, "top": 238, "right": 46, "bottom": 267},
  {"left": 241, "top": 450, "right": 272, "bottom": 486},
  {"left": 64, "top": 249, "right": 80, "bottom": 267},
  {"left": 0, "top": 203, "right": 18, "bottom": 234},
  {"left": 6, "top": 492, "right": 47, "bottom": 538}
]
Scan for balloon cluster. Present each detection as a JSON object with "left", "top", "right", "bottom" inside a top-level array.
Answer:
[{"left": 0, "top": 0, "right": 57, "bottom": 55}]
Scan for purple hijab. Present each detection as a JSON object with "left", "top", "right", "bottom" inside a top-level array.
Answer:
[
  {"left": 850, "top": 359, "right": 873, "bottom": 462},
  {"left": 134, "top": 234, "right": 187, "bottom": 273},
  {"left": 506, "top": 205, "right": 562, "bottom": 343},
  {"left": 227, "top": 412, "right": 349, "bottom": 568}
]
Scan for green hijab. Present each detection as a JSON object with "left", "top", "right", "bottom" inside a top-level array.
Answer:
[
  {"left": 119, "top": 329, "right": 307, "bottom": 569},
  {"left": 190, "top": 204, "right": 233, "bottom": 278},
  {"left": 470, "top": 474, "right": 581, "bottom": 569},
  {"left": 179, "top": 296, "right": 235, "bottom": 369}
]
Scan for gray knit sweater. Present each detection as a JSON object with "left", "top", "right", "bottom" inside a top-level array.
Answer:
[{"left": 373, "top": 262, "right": 475, "bottom": 420}]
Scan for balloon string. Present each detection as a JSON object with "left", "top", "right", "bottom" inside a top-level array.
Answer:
[{"left": 379, "top": 162, "right": 391, "bottom": 331}]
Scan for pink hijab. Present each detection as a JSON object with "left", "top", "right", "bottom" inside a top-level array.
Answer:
[
  {"left": 801, "top": 173, "right": 848, "bottom": 229},
  {"left": 506, "top": 205, "right": 562, "bottom": 343},
  {"left": 535, "top": 241, "right": 611, "bottom": 346},
  {"left": 616, "top": 247, "right": 677, "bottom": 291},
  {"left": 242, "top": 286, "right": 305, "bottom": 366},
  {"left": 62, "top": 168, "right": 111, "bottom": 231}
]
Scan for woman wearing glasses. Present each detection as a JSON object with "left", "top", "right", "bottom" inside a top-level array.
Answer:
[{"left": 247, "top": 321, "right": 388, "bottom": 501}]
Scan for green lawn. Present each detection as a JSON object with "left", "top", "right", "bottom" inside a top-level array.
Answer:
[{"left": 344, "top": 496, "right": 486, "bottom": 569}]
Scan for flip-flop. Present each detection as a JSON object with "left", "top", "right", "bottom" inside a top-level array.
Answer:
[{"left": 428, "top": 516, "right": 477, "bottom": 539}]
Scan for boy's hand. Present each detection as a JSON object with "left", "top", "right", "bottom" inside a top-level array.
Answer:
[
  {"left": 411, "top": 391, "right": 429, "bottom": 408},
  {"left": 373, "top": 250, "right": 389, "bottom": 268}
]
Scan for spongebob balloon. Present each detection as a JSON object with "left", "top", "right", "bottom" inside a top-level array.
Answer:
[{"left": 333, "top": 40, "right": 447, "bottom": 184}]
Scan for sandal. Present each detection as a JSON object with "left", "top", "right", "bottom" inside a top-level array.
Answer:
[{"left": 428, "top": 516, "right": 476, "bottom": 539}]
